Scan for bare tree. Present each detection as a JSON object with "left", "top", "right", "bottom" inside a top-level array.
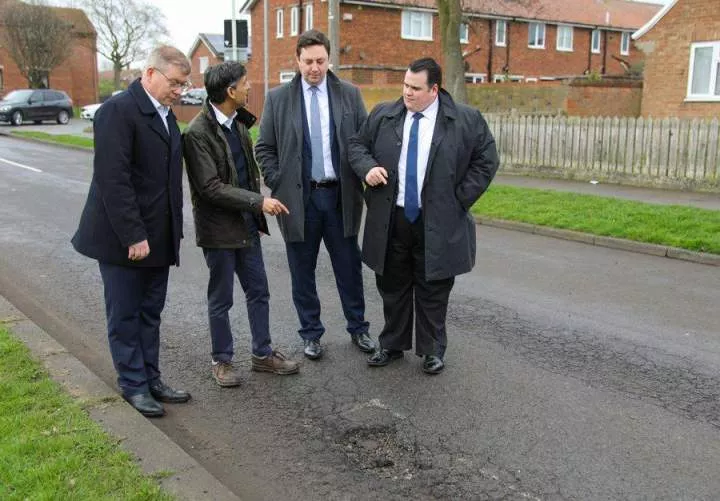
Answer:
[
  {"left": 82, "top": 0, "right": 169, "bottom": 90},
  {"left": 1, "top": 0, "right": 74, "bottom": 88},
  {"left": 436, "top": 0, "right": 467, "bottom": 103}
]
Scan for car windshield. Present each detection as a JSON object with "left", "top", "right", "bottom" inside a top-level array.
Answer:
[{"left": 3, "top": 90, "right": 34, "bottom": 101}]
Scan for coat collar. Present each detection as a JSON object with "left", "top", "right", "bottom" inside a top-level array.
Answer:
[
  {"left": 200, "top": 98, "right": 257, "bottom": 129},
  {"left": 128, "top": 78, "right": 159, "bottom": 117}
]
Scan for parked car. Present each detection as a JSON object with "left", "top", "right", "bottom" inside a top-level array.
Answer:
[
  {"left": 80, "top": 103, "right": 103, "bottom": 121},
  {"left": 0, "top": 89, "right": 73, "bottom": 125},
  {"left": 179, "top": 88, "right": 207, "bottom": 105}
]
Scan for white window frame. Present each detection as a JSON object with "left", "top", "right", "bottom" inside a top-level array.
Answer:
[
  {"left": 198, "top": 56, "right": 209, "bottom": 74},
  {"left": 465, "top": 73, "right": 486, "bottom": 83},
  {"left": 459, "top": 23, "right": 469, "bottom": 44},
  {"left": 556, "top": 25, "right": 573, "bottom": 52},
  {"left": 620, "top": 32, "right": 630, "bottom": 55},
  {"left": 528, "top": 22, "right": 545, "bottom": 49},
  {"left": 305, "top": 4, "right": 313, "bottom": 31},
  {"left": 686, "top": 41, "right": 720, "bottom": 102},
  {"left": 279, "top": 71, "right": 295, "bottom": 83},
  {"left": 401, "top": 10, "right": 433, "bottom": 41},
  {"left": 276, "top": 9, "right": 284, "bottom": 38},
  {"left": 495, "top": 20, "right": 507, "bottom": 47},
  {"left": 591, "top": 29, "right": 601, "bottom": 54},
  {"left": 290, "top": 6, "right": 299, "bottom": 36}
]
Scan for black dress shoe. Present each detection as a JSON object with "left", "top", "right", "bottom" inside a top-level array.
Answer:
[
  {"left": 123, "top": 392, "right": 165, "bottom": 417},
  {"left": 351, "top": 333, "right": 377, "bottom": 353},
  {"left": 149, "top": 380, "right": 191, "bottom": 403},
  {"left": 303, "top": 339, "right": 323, "bottom": 360},
  {"left": 422, "top": 355, "right": 445, "bottom": 375},
  {"left": 367, "top": 349, "right": 403, "bottom": 367}
]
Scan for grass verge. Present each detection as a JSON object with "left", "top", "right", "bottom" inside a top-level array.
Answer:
[
  {"left": 10, "top": 130, "right": 94, "bottom": 149},
  {"left": 473, "top": 184, "right": 720, "bottom": 254},
  {"left": 0, "top": 325, "right": 173, "bottom": 500}
]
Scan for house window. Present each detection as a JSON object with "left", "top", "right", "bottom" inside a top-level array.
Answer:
[
  {"left": 620, "top": 32, "right": 630, "bottom": 55},
  {"left": 401, "top": 10, "right": 433, "bottom": 41},
  {"left": 305, "top": 4, "right": 313, "bottom": 31},
  {"left": 495, "top": 20, "right": 507, "bottom": 46},
  {"left": 290, "top": 6, "right": 299, "bottom": 36},
  {"left": 687, "top": 41, "right": 720, "bottom": 101},
  {"left": 528, "top": 22, "right": 545, "bottom": 49},
  {"left": 276, "top": 9, "right": 284, "bottom": 38},
  {"left": 459, "top": 23, "right": 469, "bottom": 44},
  {"left": 556, "top": 25, "right": 573, "bottom": 52},
  {"left": 279, "top": 71, "right": 295, "bottom": 83},
  {"left": 199, "top": 56, "right": 209, "bottom": 74},
  {"left": 591, "top": 29, "right": 601, "bottom": 54}
]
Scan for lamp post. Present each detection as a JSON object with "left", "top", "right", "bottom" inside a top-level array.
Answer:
[{"left": 231, "top": 0, "right": 238, "bottom": 61}]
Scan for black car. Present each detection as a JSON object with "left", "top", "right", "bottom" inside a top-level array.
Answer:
[{"left": 0, "top": 89, "right": 74, "bottom": 126}]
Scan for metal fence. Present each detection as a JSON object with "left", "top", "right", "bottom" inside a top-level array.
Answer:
[{"left": 485, "top": 115, "right": 720, "bottom": 185}]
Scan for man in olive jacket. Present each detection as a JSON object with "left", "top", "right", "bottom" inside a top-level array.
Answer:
[
  {"left": 183, "top": 62, "right": 298, "bottom": 387},
  {"left": 348, "top": 58, "right": 499, "bottom": 374}
]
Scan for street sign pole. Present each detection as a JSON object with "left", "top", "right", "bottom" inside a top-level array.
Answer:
[{"left": 231, "top": 0, "right": 238, "bottom": 61}]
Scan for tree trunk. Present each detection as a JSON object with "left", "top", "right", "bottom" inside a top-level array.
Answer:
[
  {"left": 113, "top": 62, "right": 123, "bottom": 91},
  {"left": 436, "top": 0, "right": 467, "bottom": 104}
]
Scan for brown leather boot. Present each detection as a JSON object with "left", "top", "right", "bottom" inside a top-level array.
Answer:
[
  {"left": 251, "top": 350, "right": 299, "bottom": 375},
  {"left": 212, "top": 361, "right": 243, "bottom": 387}
]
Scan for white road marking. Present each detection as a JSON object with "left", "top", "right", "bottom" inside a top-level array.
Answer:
[{"left": 0, "top": 157, "right": 43, "bottom": 173}]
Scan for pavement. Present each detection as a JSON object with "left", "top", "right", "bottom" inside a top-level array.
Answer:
[{"left": 0, "top": 129, "right": 718, "bottom": 499}]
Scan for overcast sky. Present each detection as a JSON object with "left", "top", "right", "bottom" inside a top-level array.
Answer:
[{"left": 51, "top": 0, "right": 670, "bottom": 67}]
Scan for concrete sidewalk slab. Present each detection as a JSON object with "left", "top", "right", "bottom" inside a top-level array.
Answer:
[{"left": 0, "top": 296, "right": 240, "bottom": 501}]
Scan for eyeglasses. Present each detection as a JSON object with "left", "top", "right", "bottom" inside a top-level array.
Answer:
[{"left": 154, "top": 67, "right": 192, "bottom": 92}]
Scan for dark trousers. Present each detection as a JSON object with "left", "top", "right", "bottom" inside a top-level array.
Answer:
[
  {"left": 98, "top": 262, "right": 169, "bottom": 396},
  {"left": 376, "top": 208, "right": 454, "bottom": 357},
  {"left": 285, "top": 185, "right": 368, "bottom": 341},
  {"left": 202, "top": 221, "right": 272, "bottom": 361}
]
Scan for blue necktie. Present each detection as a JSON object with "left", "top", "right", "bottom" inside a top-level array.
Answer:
[
  {"left": 309, "top": 86, "right": 325, "bottom": 181},
  {"left": 404, "top": 112, "right": 423, "bottom": 223}
]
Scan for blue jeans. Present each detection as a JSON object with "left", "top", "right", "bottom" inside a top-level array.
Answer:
[
  {"left": 202, "top": 216, "right": 272, "bottom": 360},
  {"left": 285, "top": 185, "right": 369, "bottom": 341}
]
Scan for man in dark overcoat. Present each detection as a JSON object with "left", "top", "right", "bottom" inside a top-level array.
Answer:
[
  {"left": 348, "top": 58, "right": 500, "bottom": 374},
  {"left": 72, "top": 46, "right": 192, "bottom": 416},
  {"left": 255, "top": 30, "right": 376, "bottom": 360}
]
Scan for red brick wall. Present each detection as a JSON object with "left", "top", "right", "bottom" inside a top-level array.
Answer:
[
  {"left": 189, "top": 42, "right": 223, "bottom": 89},
  {"left": 636, "top": 0, "right": 720, "bottom": 118},
  {"left": 0, "top": 33, "right": 98, "bottom": 106},
  {"left": 566, "top": 81, "right": 642, "bottom": 117},
  {"left": 247, "top": 2, "right": 647, "bottom": 87}
]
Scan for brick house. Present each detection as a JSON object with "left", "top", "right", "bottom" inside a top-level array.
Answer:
[
  {"left": 241, "top": 0, "right": 660, "bottom": 88},
  {"left": 633, "top": 0, "right": 720, "bottom": 118},
  {"left": 0, "top": 0, "right": 98, "bottom": 106},
  {"left": 187, "top": 33, "right": 226, "bottom": 88}
]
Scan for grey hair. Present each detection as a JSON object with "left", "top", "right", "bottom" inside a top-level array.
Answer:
[{"left": 146, "top": 45, "right": 191, "bottom": 75}]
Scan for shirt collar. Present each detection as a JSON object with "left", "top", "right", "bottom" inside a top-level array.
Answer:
[
  {"left": 409, "top": 96, "right": 439, "bottom": 122},
  {"left": 142, "top": 86, "right": 168, "bottom": 115},
  {"left": 210, "top": 103, "right": 237, "bottom": 129},
  {"left": 301, "top": 77, "right": 328, "bottom": 95}
]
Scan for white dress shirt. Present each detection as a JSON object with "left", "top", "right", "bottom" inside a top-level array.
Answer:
[
  {"left": 210, "top": 103, "right": 237, "bottom": 131},
  {"left": 396, "top": 96, "right": 439, "bottom": 209},
  {"left": 143, "top": 87, "right": 169, "bottom": 132},
  {"left": 301, "top": 78, "right": 336, "bottom": 180}
]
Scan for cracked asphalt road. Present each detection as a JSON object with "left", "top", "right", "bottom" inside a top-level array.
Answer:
[{"left": 1, "top": 136, "right": 719, "bottom": 500}]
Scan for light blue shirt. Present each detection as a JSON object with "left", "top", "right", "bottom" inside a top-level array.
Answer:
[
  {"left": 142, "top": 86, "right": 169, "bottom": 132},
  {"left": 301, "top": 78, "right": 335, "bottom": 180}
]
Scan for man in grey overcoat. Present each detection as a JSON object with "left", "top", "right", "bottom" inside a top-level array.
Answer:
[
  {"left": 255, "top": 30, "right": 376, "bottom": 360},
  {"left": 348, "top": 58, "right": 500, "bottom": 374}
]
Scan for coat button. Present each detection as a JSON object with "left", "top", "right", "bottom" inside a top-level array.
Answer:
[
  {"left": 297, "top": 184, "right": 301, "bottom": 189},
  {"left": 396, "top": 141, "right": 401, "bottom": 146}
]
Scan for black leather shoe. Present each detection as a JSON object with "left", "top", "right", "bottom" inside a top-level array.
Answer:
[
  {"left": 303, "top": 339, "right": 323, "bottom": 360},
  {"left": 367, "top": 349, "right": 403, "bottom": 367},
  {"left": 149, "top": 380, "right": 191, "bottom": 403},
  {"left": 351, "top": 333, "right": 376, "bottom": 353},
  {"left": 123, "top": 392, "right": 165, "bottom": 417},
  {"left": 422, "top": 355, "right": 445, "bottom": 375}
]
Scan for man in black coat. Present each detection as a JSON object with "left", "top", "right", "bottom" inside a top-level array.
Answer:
[
  {"left": 255, "top": 30, "right": 375, "bottom": 360},
  {"left": 72, "top": 46, "right": 192, "bottom": 417},
  {"left": 348, "top": 58, "right": 500, "bottom": 374},
  {"left": 183, "top": 61, "right": 299, "bottom": 387}
]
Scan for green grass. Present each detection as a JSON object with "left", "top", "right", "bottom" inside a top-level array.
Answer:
[
  {"left": 10, "top": 130, "right": 94, "bottom": 149},
  {"left": 0, "top": 325, "right": 174, "bottom": 501},
  {"left": 473, "top": 184, "right": 720, "bottom": 254}
]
